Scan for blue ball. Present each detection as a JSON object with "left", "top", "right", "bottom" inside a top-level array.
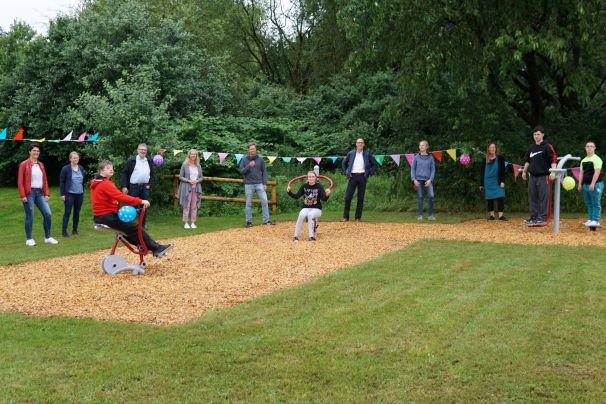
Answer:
[{"left": 118, "top": 205, "right": 137, "bottom": 222}]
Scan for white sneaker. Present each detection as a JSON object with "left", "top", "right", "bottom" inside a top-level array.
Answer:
[
  {"left": 428, "top": 215, "right": 436, "bottom": 221},
  {"left": 184, "top": 223, "right": 190, "bottom": 229},
  {"left": 25, "top": 239, "right": 36, "bottom": 246},
  {"left": 583, "top": 219, "right": 592, "bottom": 226},
  {"left": 190, "top": 223, "right": 197, "bottom": 229},
  {"left": 417, "top": 215, "right": 423, "bottom": 221},
  {"left": 44, "top": 237, "right": 59, "bottom": 244},
  {"left": 588, "top": 220, "right": 600, "bottom": 227}
]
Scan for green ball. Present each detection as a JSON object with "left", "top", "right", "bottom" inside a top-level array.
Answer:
[{"left": 562, "top": 176, "right": 575, "bottom": 191}]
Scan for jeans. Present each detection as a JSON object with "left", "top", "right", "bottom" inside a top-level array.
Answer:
[
  {"left": 127, "top": 184, "right": 151, "bottom": 227},
  {"left": 62, "top": 192, "right": 84, "bottom": 233},
  {"left": 415, "top": 183, "right": 434, "bottom": 216},
  {"left": 294, "top": 208, "right": 322, "bottom": 238},
  {"left": 23, "top": 189, "right": 52, "bottom": 239},
  {"left": 343, "top": 175, "right": 367, "bottom": 220},
  {"left": 582, "top": 182, "right": 603, "bottom": 222},
  {"left": 244, "top": 183, "right": 270, "bottom": 224}
]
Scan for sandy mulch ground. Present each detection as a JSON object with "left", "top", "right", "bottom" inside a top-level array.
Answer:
[{"left": 0, "top": 219, "right": 604, "bottom": 326}]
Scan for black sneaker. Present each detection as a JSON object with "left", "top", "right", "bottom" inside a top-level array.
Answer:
[
  {"left": 309, "top": 237, "right": 316, "bottom": 242},
  {"left": 498, "top": 216, "right": 508, "bottom": 221},
  {"left": 62, "top": 231, "right": 69, "bottom": 237},
  {"left": 245, "top": 222, "right": 252, "bottom": 228},
  {"left": 487, "top": 215, "right": 495, "bottom": 221},
  {"left": 72, "top": 229, "right": 78, "bottom": 235},
  {"left": 293, "top": 237, "right": 299, "bottom": 242},
  {"left": 153, "top": 243, "right": 176, "bottom": 257}
]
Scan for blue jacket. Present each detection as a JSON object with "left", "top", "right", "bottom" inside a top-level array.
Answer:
[
  {"left": 342, "top": 150, "right": 377, "bottom": 178},
  {"left": 59, "top": 164, "right": 85, "bottom": 196}
]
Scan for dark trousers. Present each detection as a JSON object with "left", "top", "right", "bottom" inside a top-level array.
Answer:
[
  {"left": 343, "top": 174, "right": 367, "bottom": 220},
  {"left": 62, "top": 193, "right": 84, "bottom": 233},
  {"left": 127, "top": 184, "right": 151, "bottom": 227},
  {"left": 94, "top": 212, "right": 159, "bottom": 251},
  {"left": 528, "top": 175, "right": 550, "bottom": 222},
  {"left": 487, "top": 197, "right": 504, "bottom": 213}
]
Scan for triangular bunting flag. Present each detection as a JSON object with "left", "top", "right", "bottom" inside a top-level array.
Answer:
[
  {"left": 35, "top": 138, "right": 46, "bottom": 142},
  {"left": 404, "top": 153, "right": 415, "bottom": 167},
  {"left": 0, "top": 128, "right": 6, "bottom": 140},
  {"left": 390, "top": 154, "right": 401, "bottom": 166},
  {"left": 504, "top": 161, "right": 509, "bottom": 168},
  {"left": 296, "top": 157, "right": 307, "bottom": 164},
  {"left": 571, "top": 167, "right": 581, "bottom": 182},
  {"left": 267, "top": 156, "right": 277, "bottom": 165},
  {"left": 203, "top": 152, "right": 213, "bottom": 161},
  {"left": 235, "top": 154, "right": 243, "bottom": 164},
  {"left": 513, "top": 164, "right": 523, "bottom": 180},
  {"left": 87, "top": 132, "right": 99, "bottom": 142},
  {"left": 432, "top": 151, "right": 442, "bottom": 162},
  {"left": 62, "top": 131, "right": 73, "bottom": 141},
  {"left": 173, "top": 149, "right": 184, "bottom": 156},
  {"left": 218, "top": 153, "right": 229, "bottom": 164},
  {"left": 312, "top": 157, "right": 321, "bottom": 164},
  {"left": 282, "top": 157, "right": 292, "bottom": 163},
  {"left": 13, "top": 128, "right": 24, "bottom": 140},
  {"left": 76, "top": 131, "right": 87, "bottom": 142},
  {"left": 375, "top": 155, "right": 385, "bottom": 166},
  {"left": 446, "top": 149, "right": 457, "bottom": 161},
  {"left": 329, "top": 156, "right": 337, "bottom": 164}
]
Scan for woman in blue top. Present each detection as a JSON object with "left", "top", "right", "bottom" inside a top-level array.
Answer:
[
  {"left": 479, "top": 143, "right": 507, "bottom": 221},
  {"left": 59, "top": 151, "right": 85, "bottom": 237},
  {"left": 411, "top": 140, "right": 436, "bottom": 220}
]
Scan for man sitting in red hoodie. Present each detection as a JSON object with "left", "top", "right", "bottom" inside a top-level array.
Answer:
[{"left": 91, "top": 160, "right": 175, "bottom": 257}]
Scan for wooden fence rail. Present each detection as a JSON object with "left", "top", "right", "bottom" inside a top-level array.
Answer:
[{"left": 167, "top": 175, "right": 278, "bottom": 211}]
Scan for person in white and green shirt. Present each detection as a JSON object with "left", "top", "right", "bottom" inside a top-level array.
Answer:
[{"left": 577, "top": 141, "right": 603, "bottom": 227}]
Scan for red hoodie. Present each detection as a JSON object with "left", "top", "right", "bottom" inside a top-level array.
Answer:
[
  {"left": 90, "top": 176, "right": 143, "bottom": 216},
  {"left": 18, "top": 159, "right": 49, "bottom": 198}
]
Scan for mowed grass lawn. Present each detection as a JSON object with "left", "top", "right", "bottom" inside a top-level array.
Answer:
[
  {"left": 1, "top": 187, "right": 605, "bottom": 401},
  {"left": 1, "top": 240, "right": 605, "bottom": 401}
]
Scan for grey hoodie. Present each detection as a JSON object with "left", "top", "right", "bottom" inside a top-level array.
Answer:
[{"left": 239, "top": 155, "right": 267, "bottom": 184}]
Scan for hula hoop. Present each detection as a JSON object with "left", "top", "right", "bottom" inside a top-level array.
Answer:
[{"left": 287, "top": 175, "right": 334, "bottom": 191}]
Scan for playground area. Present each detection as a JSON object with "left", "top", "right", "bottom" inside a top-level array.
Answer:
[{"left": 1, "top": 219, "right": 604, "bottom": 325}]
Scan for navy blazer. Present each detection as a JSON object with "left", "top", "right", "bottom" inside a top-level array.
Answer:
[
  {"left": 342, "top": 150, "right": 377, "bottom": 178},
  {"left": 59, "top": 164, "right": 85, "bottom": 196}
]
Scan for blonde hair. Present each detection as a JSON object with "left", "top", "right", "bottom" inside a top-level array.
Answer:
[
  {"left": 69, "top": 151, "right": 80, "bottom": 159},
  {"left": 184, "top": 149, "right": 200, "bottom": 166}
]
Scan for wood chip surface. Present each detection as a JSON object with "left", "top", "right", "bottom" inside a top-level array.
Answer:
[{"left": 1, "top": 219, "right": 604, "bottom": 325}]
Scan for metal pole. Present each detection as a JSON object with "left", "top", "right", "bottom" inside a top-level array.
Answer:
[{"left": 550, "top": 154, "right": 580, "bottom": 233}]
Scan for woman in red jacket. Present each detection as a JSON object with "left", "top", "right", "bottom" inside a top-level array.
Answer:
[{"left": 17, "top": 143, "right": 58, "bottom": 246}]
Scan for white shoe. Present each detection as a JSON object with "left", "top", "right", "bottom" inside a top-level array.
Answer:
[
  {"left": 190, "top": 223, "right": 197, "bottom": 229},
  {"left": 417, "top": 215, "right": 423, "bottom": 221},
  {"left": 583, "top": 219, "right": 592, "bottom": 226},
  {"left": 25, "top": 239, "right": 36, "bottom": 246},
  {"left": 588, "top": 220, "right": 600, "bottom": 227},
  {"left": 44, "top": 237, "right": 59, "bottom": 244},
  {"left": 184, "top": 223, "right": 190, "bottom": 229},
  {"left": 428, "top": 215, "right": 436, "bottom": 221}
]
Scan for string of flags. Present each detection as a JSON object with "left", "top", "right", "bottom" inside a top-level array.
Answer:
[
  {"left": 2, "top": 126, "right": 582, "bottom": 182},
  {"left": 0, "top": 128, "right": 100, "bottom": 142}
]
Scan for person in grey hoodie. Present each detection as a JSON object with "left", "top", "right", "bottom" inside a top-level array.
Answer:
[
  {"left": 411, "top": 140, "right": 436, "bottom": 220},
  {"left": 239, "top": 143, "right": 273, "bottom": 227}
]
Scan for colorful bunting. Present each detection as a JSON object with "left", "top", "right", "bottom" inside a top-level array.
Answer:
[
  {"left": 13, "top": 128, "right": 24, "bottom": 140},
  {"left": 375, "top": 155, "right": 385, "bottom": 166},
  {"left": 202, "top": 152, "right": 213, "bottom": 161},
  {"left": 173, "top": 149, "right": 184, "bottom": 156},
  {"left": 87, "top": 132, "right": 99, "bottom": 142},
  {"left": 218, "top": 152, "right": 229, "bottom": 164},
  {"left": 446, "top": 149, "right": 457, "bottom": 161},
  {"left": 571, "top": 167, "right": 581, "bottom": 181},
  {"left": 513, "top": 164, "right": 523, "bottom": 180},
  {"left": 432, "top": 151, "right": 442, "bottom": 162},
  {"left": 390, "top": 154, "right": 401, "bottom": 166},
  {"left": 312, "top": 157, "right": 321, "bottom": 164},
  {"left": 267, "top": 156, "right": 277, "bottom": 165},
  {"left": 504, "top": 161, "right": 509, "bottom": 168},
  {"left": 235, "top": 154, "right": 243, "bottom": 164},
  {"left": 329, "top": 156, "right": 338, "bottom": 164},
  {"left": 296, "top": 157, "right": 307, "bottom": 164},
  {"left": 282, "top": 157, "right": 292, "bottom": 163},
  {"left": 63, "top": 131, "right": 73, "bottom": 141},
  {"left": 404, "top": 153, "right": 415, "bottom": 167},
  {"left": 0, "top": 128, "right": 6, "bottom": 140},
  {"left": 76, "top": 131, "right": 87, "bottom": 142}
]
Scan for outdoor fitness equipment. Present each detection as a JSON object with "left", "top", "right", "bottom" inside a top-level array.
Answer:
[
  {"left": 287, "top": 166, "right": 335, "bottom": 235},
  {"left": 550, "top": 154, "right": 581, "bottom": 234},
  {"left": 93, "top": 207, "right": 149, "bottom": 275}
]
